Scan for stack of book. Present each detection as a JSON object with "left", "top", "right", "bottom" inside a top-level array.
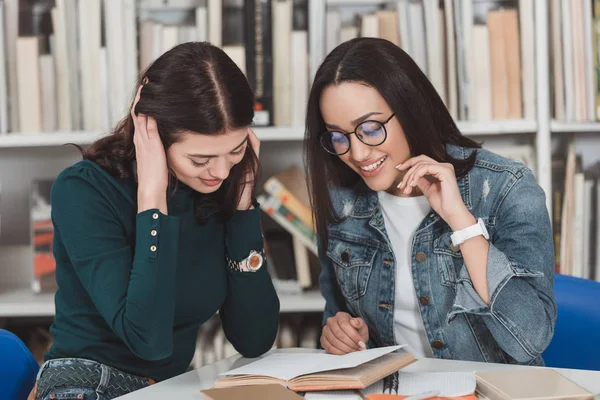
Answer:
[{"left": 258, "top": 166, "right": 316, "bottom": 288}]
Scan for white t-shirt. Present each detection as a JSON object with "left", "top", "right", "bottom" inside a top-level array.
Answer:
[{"left": 377, "top": 191, "right": 434, "bottom": 358}]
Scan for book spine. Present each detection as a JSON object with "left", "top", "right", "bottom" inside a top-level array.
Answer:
[
  {"left": 245, "top": 0, "right": 273, "bottom": 126},
  {"left": 264, "top": 177, "right": 314, "bottom": 229}
]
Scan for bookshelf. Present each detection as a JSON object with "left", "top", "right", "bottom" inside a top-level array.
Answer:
[{"left": 0, "top": 1, "right": 598, "bottom": 321}]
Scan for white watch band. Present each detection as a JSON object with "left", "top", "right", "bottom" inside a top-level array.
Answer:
[{"left": 450, "top": 218, "right": 489, "bottom": 246}]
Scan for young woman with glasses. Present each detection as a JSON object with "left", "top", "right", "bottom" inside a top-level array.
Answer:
[{"left": 305, "top": 38, "right": 556, "bottom": 367}]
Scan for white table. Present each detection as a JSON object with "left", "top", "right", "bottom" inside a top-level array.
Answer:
[{"left": 117, "top": 349, "right": 600, "bottom": 399}]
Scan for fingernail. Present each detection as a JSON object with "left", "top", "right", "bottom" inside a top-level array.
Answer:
[
  {"left": 358, "top": 341, "right": 366, "bottom": 350},
  {"left": 395, "top": 164, "right": 402, "bottom": 169},
  {"left": 410, "top": 180, "right": 415, "bottom": 187}
]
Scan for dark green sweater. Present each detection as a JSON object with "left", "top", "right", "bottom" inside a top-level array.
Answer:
[{"left": 46, "top": 160, "right": 280, "bottom": 382}]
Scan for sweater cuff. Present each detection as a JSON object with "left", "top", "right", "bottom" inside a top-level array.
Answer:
[
  {"left": 225, "top": 208, "right": 264, "bottom": 261},
  {"left": 135, "top": 209, "right": 180, "bottom": 261}
]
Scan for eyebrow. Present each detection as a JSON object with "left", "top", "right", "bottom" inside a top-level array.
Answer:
[
  {"left": 324, "top": 112, "right": 384, "bottom": 130},
  {"left": 187, "top": 135, "right": 249, "bottom": 159}
]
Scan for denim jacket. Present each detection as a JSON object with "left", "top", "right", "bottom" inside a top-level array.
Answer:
[{"left": 320, "top": 145, "right": 556, "bottom": 365}]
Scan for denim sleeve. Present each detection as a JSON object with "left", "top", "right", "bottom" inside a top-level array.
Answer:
[{"left": 448, "top": 169, "right": 557, "bottom": 363}]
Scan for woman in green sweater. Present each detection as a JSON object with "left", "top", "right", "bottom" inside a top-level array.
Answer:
[{"left": 30, "top": 42, "right": 280, "bottom": 400}]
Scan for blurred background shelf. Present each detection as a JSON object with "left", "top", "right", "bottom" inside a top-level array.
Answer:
[{"left": 0, "top": 288, "right": 325, "bottom": 318}]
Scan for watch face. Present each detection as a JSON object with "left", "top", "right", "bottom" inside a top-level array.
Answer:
[{"left": 248, "top": 251, "right": 263, "bottom": 271}]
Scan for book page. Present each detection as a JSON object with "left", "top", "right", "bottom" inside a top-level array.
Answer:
[
  {"left": 219, "top": 345, "right": 405, "bottom": 382},
  {"left": 394, "top": 371, "right": 476, "bottom": 397}
]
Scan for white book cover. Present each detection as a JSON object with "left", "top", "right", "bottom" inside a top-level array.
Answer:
[
  {"left": 151, "top": 23, "right": 164, "bottom": 62},
  {"left": 452, "top": 0, "right": 467, "bottom": 120},
  {"left": 51, "top": 6, "right": 72, "bottom": 131},
  {"left": 582, "top": 179, "right": 594, "bottom": 279},
  {"left": 444, "top": 0, "right": 458, "bottom": 119},
  {"left": 291, "top": 31, "right": 308, "bottom": 128},
  {"left": 423, "top": 0, "right": 445, "bottom": 104},
  {"left": 572, "top": 0, "right": 586, "bottom": 121},
  {"left": 62, "top": 0, "right": 81, "bottom": 129},
  {"left": 340, "top": 25, "right": 359, "bottom": 43},
  {"left": 16, "top": 37, "right": 42, "bottom": 133},
  {"left": 222, "top": 45, "right": 246, "bottom": 75},
  {"left": 123, "top": 0, "right": 138, "bottom": 90},
  {"left": 562, "top": 0, "right": 575, "bottom": 121},
  {"left": 196, "top": 6, "right": 208, "bottom": 42},
  {"left": 104, "top": 0, "right": 127, "bottom": 128},
  {"left": 573, "top": 172, "right": 585, "bottom": 278},
  {"left": 551, "top": 0, "right": 565, "bottom": 119},
  {"left": 4, "top": 0, "right": 18, "bottom": 132},
  {"left": 99, "top": 48, "right": 110, "bottom": 131},
  {"left": 162, "top": 25, "right": 180, "bottom": 53},
  {"left": 208, "top": 0, "right": 222, "bottom": 47},
  {"left": 0, "top": 1, "right": 8, "bottom": 133},
  {"left": 408, "top": 1, "right": 427, "bottom": 74},
  {"left": 326, "top": 9, "right": 341, "bottom": 54},
  {"left": 470, "top": 25, "right": 492, "bottom": 121},
  {"left": 139, "top": 21, "right": 155, "bottom": 72},
  {"left": 519, "top": 0, "right": 536, "bottom": 120},
  {"left": 583, "top": 0, "right": 595, "bottom": 121},
  {"left": 272, "top": 0, "right": 293, "bottom": 126},
  {"left": 78, "top": 0, "right": 102, "bottom": 131},
  {"left": 460, "top": 0, "right": 473, "bottom": 120},
  {"left": 39, "top": 54, "right": 58, "bottom": 132},
  {"left": 396, "top": 0, "right": 411, "bottom": 54},
  {"left": 360, "top": 14, "right": 379, "bottom": 38}
]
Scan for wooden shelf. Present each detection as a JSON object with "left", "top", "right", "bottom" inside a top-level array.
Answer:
[
  {"left": 0, "top": 288, "right": 324, "bottom": 318},
  {"left": 550, "top": 120, "right": 600, "bottom": 133},
  {"left": 0, "top": 127, "right": 305, "bottom": 148}
]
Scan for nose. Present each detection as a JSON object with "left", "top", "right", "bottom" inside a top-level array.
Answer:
[
  {"left": 348, "top": 134, "right": 372, "bottom": 162},
  {"left": 208, "top": 157, "right": 230, "bottom": 180}
]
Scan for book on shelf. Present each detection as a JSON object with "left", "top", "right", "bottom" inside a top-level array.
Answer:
[
  {"left": 30, "top": 179, "right": 57, "bottom": 294},
  {"left": 550, "top": 0, "right": 600, "bottom": 122},
  {"left": 323, "top": 0, "right": 533, "bottom": 122},
  {"left": 213, "top": 345, "right": 415, "bottom": 392}
]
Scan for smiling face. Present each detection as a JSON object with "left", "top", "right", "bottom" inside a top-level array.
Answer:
[
  {"left": 320, "top": 82, "right": 411, "bottom": 195},
  {"left": 166, "top": 128, "right": 249, "bottom": 194}
]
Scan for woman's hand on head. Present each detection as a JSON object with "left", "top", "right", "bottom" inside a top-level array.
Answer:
[
  {"left": 237, "top": 127, "right": 260, "bottom": 210},
  {"left": 132, "top": 84, "right": 169, "bottom": 214},
  {"left": 321, "top": 312, "right": 369, "bottom": 355},
  {"left": 395, "top": 155, "right": 473, "bottom": 230}
]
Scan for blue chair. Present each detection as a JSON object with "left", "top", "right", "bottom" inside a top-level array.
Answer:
[
  {"left": 0, "top": 329, "right": 39, "bottom": 400},
  {"left": 542, "top": 274, "right": 600, "bottom": 371}
]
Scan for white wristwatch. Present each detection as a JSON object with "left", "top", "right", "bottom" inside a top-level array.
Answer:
[{"left": 450, "top": 218, "right": 489, "bottom": 246}]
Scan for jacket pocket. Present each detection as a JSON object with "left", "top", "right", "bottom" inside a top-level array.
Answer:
[
  {"left": 326, "top": 235, "right": 376, "bottom": 301},
  {"left": 433, "top": 232, "right": 463, "bottom": 288}
]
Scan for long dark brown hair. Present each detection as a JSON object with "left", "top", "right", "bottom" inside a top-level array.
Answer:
[
  {"left": 81, "top": 42, "right": 258, "bottom": 223},
  {"left": 304, "top": 37, "right": 482, "bottom": 250}
]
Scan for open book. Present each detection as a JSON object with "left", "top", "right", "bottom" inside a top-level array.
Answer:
[{"left": 214, "top": 345, "right": 415, "bottom": 392}]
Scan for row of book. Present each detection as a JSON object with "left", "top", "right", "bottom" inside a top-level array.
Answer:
[
  {"left": 550, "top": 0, "right": 600, "bottom": 122},
  {"left": 552, "top": 139, "right": 600, "bottom": 281},
  {"left": 326, "top": 0, "right": 534, "bottom": 122},
  {"left": 0, "top": 0, "right": 309, "bottom": 134}
]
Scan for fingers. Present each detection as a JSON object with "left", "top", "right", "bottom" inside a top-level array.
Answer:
[
  {"left": 322, "top": 325, "right": 357, "bottom": 354},
  {"left": 146, "top": 115, "right": 159, "bottom": 139},
  {"left": 395, "top": 154, "right": 436, "bottom": 171},
  {"left": 397, "top": 162, "right": 453, "bottom": 194},
  {"left": 321, "top": 334, "right": 345, "bottom": 355},
  {"left": 350, "top": 318, "right": 368, "bottom": 349},
  {"left": 131, "top": 85, "right": 143, "bottom": 121}
]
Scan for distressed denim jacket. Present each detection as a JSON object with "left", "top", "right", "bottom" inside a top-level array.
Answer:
[{"left": 320, "top": 145, "right": 556, "bottom": 365}]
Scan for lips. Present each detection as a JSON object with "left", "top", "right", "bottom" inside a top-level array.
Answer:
[{"left": 200, "top": 178, "right": 222, "bottom": 187}]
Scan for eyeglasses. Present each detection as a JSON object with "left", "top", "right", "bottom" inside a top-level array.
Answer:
[{"left": 319, "top": 113, "right": 396, "bottom": 155}]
